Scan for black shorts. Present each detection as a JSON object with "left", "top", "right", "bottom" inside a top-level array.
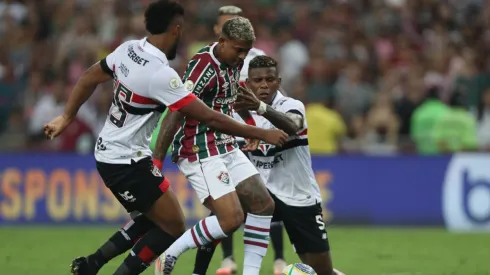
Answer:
[
  {"left": 96, "top": 157, "right": 169, "bottom": 213},
  {"left": 270, "top": 191, "right": 330, "bottom": 254}
]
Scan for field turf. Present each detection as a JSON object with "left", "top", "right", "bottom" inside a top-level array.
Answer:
[{"left": 0, "top": 226, "right": 488, "bottom": 275}]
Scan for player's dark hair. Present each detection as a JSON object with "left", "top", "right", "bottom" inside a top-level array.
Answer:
[
  {"left": 145, "top": 0, "right": 184, "bottom": 35},
  {"left": 249, "top": 55, "right": 278, "bottom": 71}
]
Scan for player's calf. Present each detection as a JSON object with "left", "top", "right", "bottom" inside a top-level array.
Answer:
[
  {"left": 299, "top": 252, "right": 334, "bottom": 275},
  {"left": 70, "top": 213, "right": 155, "bottom": 275},
  {"left": 236, "top": 175, "right": 275, "bottom": 275},
  {"left": 114, "top": 227, "right": 177, "bottom": 275}
]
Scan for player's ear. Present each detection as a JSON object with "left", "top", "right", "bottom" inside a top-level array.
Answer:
[
  {"left": 277, "top": 77, "right": 282, "bottom": 85},
  {"left": 218, "top": 36, "right": 226, "bottom": 46}
]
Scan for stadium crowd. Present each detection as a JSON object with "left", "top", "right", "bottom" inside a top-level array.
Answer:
[{"left": 1, "top": 0, "right": 489, "bottom": 155}]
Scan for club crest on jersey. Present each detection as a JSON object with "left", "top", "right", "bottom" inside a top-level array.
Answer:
[
  {"left": 258, "top": 144, "right": 273, "bottom": 155},
  {"left": 217, "top": 171, "right": 230, "bottom": 184},
  {"left": 192, "top": 145, "right": 199, "bottom": 153},
  {"left": 151, "top": 164, "right": 162, "bottom": 177}
]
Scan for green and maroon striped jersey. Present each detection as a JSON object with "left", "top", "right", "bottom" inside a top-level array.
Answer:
[{"left": 172, "top": 43, "right": 242, "bottom": 162}]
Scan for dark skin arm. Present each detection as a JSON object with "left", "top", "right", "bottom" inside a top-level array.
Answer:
[
  {"left": 153, "top": 99, "right": 289, "bottom": 160},
  {"left": 44, "top": 61, "right": 112, "bottom": 138},
  {"left": 235, "top": 86, "right": 303, "bottom": 135}
]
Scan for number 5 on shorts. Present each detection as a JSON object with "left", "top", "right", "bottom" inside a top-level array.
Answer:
[{"left": 315, "top": 214, "right": 327, "bottom": 239}]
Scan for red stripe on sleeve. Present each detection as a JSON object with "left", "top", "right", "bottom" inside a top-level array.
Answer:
[{"left": 168, "top": 93, "right": 197, "bottom": 111}]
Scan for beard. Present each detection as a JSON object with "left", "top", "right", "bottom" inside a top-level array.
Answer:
[{"left": 167, "top": 38, "right": 180, "bottom": 60}]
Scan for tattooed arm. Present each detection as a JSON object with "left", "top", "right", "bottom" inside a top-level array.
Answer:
[
  {"left": 261, "top": 106, "right": 303, "bottom": 135},
  {"left": 154, "top": 111, "right": 182, "bottom": 161}
]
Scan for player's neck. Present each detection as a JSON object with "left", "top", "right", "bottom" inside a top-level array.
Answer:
[
  {"left": 147, "top": 35, "right": 168, "bottom": 55},
  {"left": 213, "top": 44, "right": 226, "bottom": 65}
]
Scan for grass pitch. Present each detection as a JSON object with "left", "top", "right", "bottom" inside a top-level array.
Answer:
[{"left": 0, "top": 226, "right": 488, "bottom": 275}]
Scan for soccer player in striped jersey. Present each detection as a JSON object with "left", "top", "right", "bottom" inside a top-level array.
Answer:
[
  {"left": 153, "top": 17, "right": 277, "bottom": 275},
  {"left": 190, "top": 56, "right": 346, "bottom": 275},
  {"left": 205, "top": 6, "right": 287, "bottom": 275}
]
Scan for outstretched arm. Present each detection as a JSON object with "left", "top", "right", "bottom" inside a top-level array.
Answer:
[
  {"left": 235, "top": 86, "right": 302, "bottom": 135},
  {"left": 63, "top": 60, "right": 112, "bottom": 120},
  {"left": 153, "top": 111, "right": 183, "bottom": 161}
]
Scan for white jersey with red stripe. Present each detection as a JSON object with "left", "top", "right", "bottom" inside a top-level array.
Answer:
[
  {"left": 233, "top": 91, "right": 322, "bottom": 207},
  {"left": 239, "top": 47, "right": 266, "bottom": 81},
  {"left": 95, "top": 38, "right": 195, "bottom": 164}
]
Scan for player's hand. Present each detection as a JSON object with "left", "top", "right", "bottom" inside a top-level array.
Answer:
[
  {"left": 242, "top": 139, "right": 260, "bottom": 151},
  {"left": 44, "top": 115, "right": 73, "bottom": 140},
  {"left": 152, "top": 158, "right": 164, "bottom": 170},
  {"left": 235, "top": 85, "right": 261, "bottom": 111},
  {"left": 262, "top": 129, "right": 288, "bottom": 147}
]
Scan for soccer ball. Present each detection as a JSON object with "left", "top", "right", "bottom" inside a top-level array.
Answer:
[{"left": 281, "top": 263, "right": 317, "bottom": 275}]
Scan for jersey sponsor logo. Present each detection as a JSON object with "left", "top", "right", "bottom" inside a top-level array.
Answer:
[
  {"left": 443, "top": 154, "right": 490, "bottom": 232},
  {"left": 215, "top": 133, "right": 235, "bottom": 146},
  {"left": 215, "top": 94, "right": 237, "bottom": 105},
  {"left": 127, "top": 45, "right": 149, "bottom": 66},
  {"left": 118, "top": 63, "right": 130, "bottom": 77},
  {"left": 217, "top": 171, "right": 230, "bottom": 184},
  {"left": 169, "top": 78, "right": 180, "bottom": 89},
  {"left": 193, "top": 65, "right": 215, "bottom": 94},
  {"left": 119, "top": 191, "right": 136, "bottom": 202},
  {"left": 253, "top": 154, "right": 284, "bottom": 169},
  {"left": 185, "top": 80, "right": 194, "bottom": 91}
]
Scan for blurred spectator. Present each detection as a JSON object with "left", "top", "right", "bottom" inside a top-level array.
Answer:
[
  {"left": 475, "top": 88, "right": 490, "bottom": 150},
  {"left": 306, "top": 98, "right": 346, "bottom": 154},
  {"left": 411, "top": 87, "right": 450, "bottom": 155},
  {"left": 433, "top": 92, "right": 477, "bottom": 153}
]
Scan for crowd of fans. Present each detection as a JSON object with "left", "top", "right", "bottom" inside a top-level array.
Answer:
[{"left": 1, "top": 0, "right": 489, "bottom": 155}]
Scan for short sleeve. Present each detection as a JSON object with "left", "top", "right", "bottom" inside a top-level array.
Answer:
[
  {"left": 182, "top": 58, "right": 217, "bottom": 96},
  {"left": 276, "top": 98, "right": 307, "bottom": 134},
  {"left": 149, "top": 67, "right": 197, "bottom": 111},
  {"left": 277, "top": 98, "right": 306, "bottom": 117},
  {"left": 100, "top": 42, "right": 128, "bottom": 77}
]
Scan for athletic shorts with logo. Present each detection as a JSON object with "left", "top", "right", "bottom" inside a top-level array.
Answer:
[
  {"left": 96, "top": 157, "right": 170, "bottom": 213},
  {"left": 177, "top": 148, "right": 259, "bottom": 203},
  {"left": 270, "top": 191, "right": 330, "bottom": 254}
]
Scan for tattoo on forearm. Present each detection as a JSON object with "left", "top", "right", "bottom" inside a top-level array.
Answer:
[
  {"left": 263, "top": 106, "right": 301, "bottom": 135},
  {"left": 235, "top": 175, "right": 274, "bottom": 215},
  {"left": 154, "top": 112, "right": 182, "bottom": 159}
]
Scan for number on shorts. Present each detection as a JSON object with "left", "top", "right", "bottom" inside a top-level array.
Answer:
[
  {"left": 109, "top": 82, "right": 133, "bottom": 128},
  {"left": 315, "top": 214, "right": 326, "bottom": 230}
]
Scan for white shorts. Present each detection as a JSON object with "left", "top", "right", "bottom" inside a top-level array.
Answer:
[{"left": 177, "top": 149, "right": 259, "bottom": 203}]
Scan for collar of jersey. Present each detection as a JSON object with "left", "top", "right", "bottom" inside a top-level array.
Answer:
[
  {"left": 271, "top": 90, "right": 284, "bottom": 107},
  {"left": 139, "top": 37, "right": 169, "bottom": 65},
  {"left": 209, "top": 42, "right": 231, "bottom": 70}
]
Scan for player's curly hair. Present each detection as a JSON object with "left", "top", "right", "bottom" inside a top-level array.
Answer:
[
  {"left": 145, "top": 0, "right": 184, "bottom": 35},
  {"left": 221, "top": 17, "right": 255, "bottom": 42},
  {"left": 249, "top": 55, "right": 278, "bottom": 70}
]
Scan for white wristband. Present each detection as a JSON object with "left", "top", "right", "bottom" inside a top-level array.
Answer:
[{"left": 257, "top": 101, "right": 267, "bottom": 115}]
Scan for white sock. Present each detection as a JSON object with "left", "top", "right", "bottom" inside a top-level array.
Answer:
[
  {"left": 165, "top": 216, "right": 226, "bottom": 258},
  {"left": 243, "top": 213, "right": 272, "bottom": 275}
]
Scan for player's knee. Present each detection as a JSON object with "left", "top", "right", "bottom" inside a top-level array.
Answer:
[
  {"left": 250, "top": 194, "right": 275, "bottom": 216},
  {"left": 218, "top": 207, "right": 244, "bottom": 233}
]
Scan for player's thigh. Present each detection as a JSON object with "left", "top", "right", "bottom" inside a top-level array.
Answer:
[
  {"left": 227, "top": 149, "right": 273, "bottom": 214},
  {"left": 178, "top": 155, "right": 237, "bottom": 204},
  {"left": 97, "top": 158, "right": 182, "bottom": 231},
  {"left": 281, "top": 203, "right": 330, "bottom": 255},
  {"left": 225, "top": 149, "right": 259, "bottom": 186},
  {"left": 145, "top": 187, "right": 186, "bottom": 237}
]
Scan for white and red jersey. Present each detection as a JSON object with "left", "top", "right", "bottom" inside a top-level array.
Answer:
[
  {"left": 233, "top": 91, "right": 322, "bottom": 207},
  {"left": 239, "top": 47, "right": 266, "bottom": 82},
  {"left": 95, "top": 38, "right": 195, "bottom": 164}
]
